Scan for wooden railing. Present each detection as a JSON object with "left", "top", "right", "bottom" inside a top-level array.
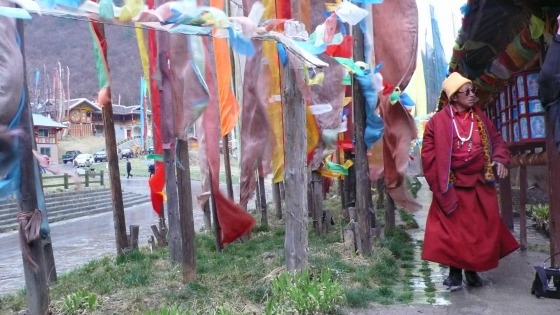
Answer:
[{"left": 41, "top": 170, "right": 105, "bottom": 189}]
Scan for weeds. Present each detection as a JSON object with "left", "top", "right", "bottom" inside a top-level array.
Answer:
[
  {"left": 58, "top": 290, "right": 99, "bottom": 314},
  {"left": 265, "top": 269, "right": 343, "bottom": 314}
]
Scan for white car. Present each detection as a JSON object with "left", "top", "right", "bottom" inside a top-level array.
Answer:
[{"left": 73, "top": 154, "right": 94, "bottom": 167}]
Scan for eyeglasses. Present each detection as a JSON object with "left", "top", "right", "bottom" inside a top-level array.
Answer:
[{"left": 456, "top": 88, "right": 477, "bottom": 96}]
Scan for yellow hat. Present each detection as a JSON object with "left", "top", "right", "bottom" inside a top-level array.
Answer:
[{"left": 442, "top": 72, "right": 472, "bottom": 99}]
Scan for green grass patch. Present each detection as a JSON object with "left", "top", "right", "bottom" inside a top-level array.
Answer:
[{"left": 1, "top": 195, "right": 418, "bottom": 314}]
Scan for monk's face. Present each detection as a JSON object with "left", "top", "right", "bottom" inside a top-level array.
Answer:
[{"left": 452, "top": 84, "right": 476, "bottom": 111}]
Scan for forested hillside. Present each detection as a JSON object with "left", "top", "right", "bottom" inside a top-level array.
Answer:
[{"left": 24, "top": 14, "right": 142, "bottom": 106}]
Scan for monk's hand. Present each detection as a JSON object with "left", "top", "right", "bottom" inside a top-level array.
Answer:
[{"left": 491, "top": 161, "right": 508, "bottom": 178}]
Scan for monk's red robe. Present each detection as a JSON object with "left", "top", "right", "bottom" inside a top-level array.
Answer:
[{"left": 421, "top": 105, "right": 519, "bottom": 271}]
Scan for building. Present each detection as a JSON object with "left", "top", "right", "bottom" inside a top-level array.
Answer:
[
  {"left": 66, "top": 98, "right": 150, "bottom": 140},
  {"left": 67, "top": 98, "right": 101, "bottom": 137},
  {"left": 32, "top": 114, "right": 67, "bottom": 159}
]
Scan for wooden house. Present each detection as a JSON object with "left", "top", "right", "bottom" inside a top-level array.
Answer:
[
  {"left": 67, "top": 98, "right": 102, "bottom": 137},
  {"left": 32, "top": 114, "right": 67, "bottom": 160},
  {"left": 66, "top": 98, "right": 150, "bottom": 140}
]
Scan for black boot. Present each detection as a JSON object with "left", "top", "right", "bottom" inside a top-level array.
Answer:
[
  {"left": 443, "top": 266, "right": 463, "bottom": 290},
  {"left": 464, "top": 270, "right": 483, "bottom": 287}
]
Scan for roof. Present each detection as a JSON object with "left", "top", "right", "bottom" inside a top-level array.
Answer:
[
  {"left": 112, "top": 105, "right": 152, "bottom": 115},
  {"left": 68, "top": 98, "right": 102, "bottom": 112},
  {"left": 32, "top": 114, "right": 67, "bottom": 128},
  {"left": 448, "top": 0, "right": 560, "bottom": 102}
]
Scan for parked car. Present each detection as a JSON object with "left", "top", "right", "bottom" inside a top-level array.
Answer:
[
  {"left": 73, "top": 154, "right": 94, "bottom": 167},
  {"left": 121, "top": 148, "right": 134, "bottom": 159},
  {"left": 147, "top": 146, "right": 154, "bottom": 154},
  {"left": 62, "top": 150, "right": 81, "bottom": 164},
  {"left": 93, "top": 150, "right": 107, "bottom": 162}
]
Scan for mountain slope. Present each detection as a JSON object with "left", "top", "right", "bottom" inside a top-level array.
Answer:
[{"left": 24, "top": 15, "right": 143, "bottom": 106}]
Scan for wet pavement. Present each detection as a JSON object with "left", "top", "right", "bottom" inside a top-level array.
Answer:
[
  {"left": 347, "top": 177, "right": 560, "bottom": 314},
  {"left": 0, "top": 176, "right": 269, "bottom": 295}
]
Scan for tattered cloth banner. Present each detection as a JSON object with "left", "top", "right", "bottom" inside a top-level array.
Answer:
[
  {"left": 372, "top": 0, "right": 417, "bottom": 91},
  {"left": 375, "top": 94, "right": 421, "bottom": 213},
  {"left": 88, "top": 14, "right": 112, "bottom": 107},
  {"left": 239, "top": 41, "right": 273, "bottom": 209},
  {"left": 201, "top": 34, "right": 255, "bottom": 244}
]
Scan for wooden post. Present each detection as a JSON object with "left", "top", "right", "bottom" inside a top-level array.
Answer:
[
  {"left": 202, "top": 201, "right": 212, "bottom": 231},
  {"left": 311, "top": 171, "right": 323, "bottom": 235},
  {"left": 63, "top": 173, "right": 68, "bottom": 189},
  {"left": 376, "top": 178, "right": 385, "bottom": 209},
  {"left": 280, "top": 181, "right": 286, "bottom": 201},
  {"left": 499, "top": 173, "right": 514, "bottom": 230},
  {"left": 519, "top": 165, "right": 527, "bottom": 251},
  {"left": 165, "top": 147, "right": 181, "bottom": 263},
  {"left": 255, "top": 172, "right": 261, "bottom": 212},
  {"left": 282, "top": 47, "right": 308, "bottom": 271},
  {"left": 86, "top": 19, "right": 129, "bottom": 255},
  {"left": 258, "top": 163, "right": 268, "bottom": 226},
  {"left": 210, "top": 176, "right": 223, "bottom": 252},
  {"left": 85, "top": 170, "right": 89, "bottom": 187},
  {"left": 546, "top": 111, "right": 560, "bottom": 268},
  {"left": 273, "top": 182, "right": 282, "bottom": 219},
  {"left": 338, "top": 177, "right": 345, "bottom": 211},
  {"left": 129, "top": 225, "right": 140, "bottom": 250},
  {"left": 16, "top": 19, "right": 50, "bottom": 312},
  {"left": 223, "top": 134, "right": 234, "bottom": 200},
  {"left": 345, "top": 154, "right": 356, "bottom": 208},
  {"left": 352, "top": 25, "right": 373, "bottom": 255},
  {"left": 176, "top": 139, "right": 196, "bottom": 282},
  {"left": 102, "top": 88, "right": 128, "bottom": 255},
  {"left": 385, "top": 193, "right": 396, "bottom": 232},
  {"left": 100, "top": 170, "right": 104, "bottom": 186}
]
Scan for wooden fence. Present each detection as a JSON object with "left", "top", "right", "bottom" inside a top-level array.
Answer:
[{"left": 41, "top": 170, "right": 105, "bottom": 189}]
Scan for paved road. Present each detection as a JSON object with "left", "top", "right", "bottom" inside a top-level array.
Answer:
[{"left": 0, "top": 176, "right": 270, "bottom": 295}]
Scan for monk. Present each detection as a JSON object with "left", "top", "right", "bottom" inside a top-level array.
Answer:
[{"left": 421, "top": 72, "right": 520, "bottom": 290}]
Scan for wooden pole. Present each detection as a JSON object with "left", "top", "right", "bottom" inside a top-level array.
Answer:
[
  {"left": 282, "top": 49, "right": 308, "bottom": 271},
  {"left": 17, "top": 19, "right": 49, "bottom": 313},
  {"left": 102, "top": 93, "right": 128, "bottom": 254},
  {"left": 519, "top": 165, "right": 527, "bottom": 251},
  {"left": 165, "top": 147, "right": 181, "bottom": 263},
  {"left": 223, "top": 134, "right": 234, "bottom": 201},
  {"left": 352, "top": 24, "right": 373, "bottom": 255},
  {"left": 546, "top": 111, "right": 560, "bottom": 268},
  {"left": 273, "top": 182, "right": 282, "bottom": 219},
  {"left": 499, "top": 173, "right": 514, "bottom": 230},
  {"left": 176, "top": 139, "right": 196, "bottom": 282},
  {"left": 223, "top": 0, "right": 237, "bottom": 204},
  {"left": 202, "top": 201, "right": 212, "bottom": 231},
  {"left": 311, "top": 171, "right": 323, "bottom": 235},
  {"left": 385, "top": 193, "right": 396, "bottom": 232},
  {"left": 88, "top": 20, "right": 129, "bottom": 255},
  {"left": 258, "top": 163, "right": 268, "bottom": 226},
  {"left": 210, "top": 175, "right": 223, "bottom": 251}
]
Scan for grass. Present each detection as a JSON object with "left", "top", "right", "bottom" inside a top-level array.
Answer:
[{"left": 0, "top": 196, "right": 417, "bottom": 314}]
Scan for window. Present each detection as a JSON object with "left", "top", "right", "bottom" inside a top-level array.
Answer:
[
  {"left": 40, "top": 147, "right": 51, "bottom": 157},
  {"left": 37, "top": 128, "right": 49, "bottom": 137}
]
